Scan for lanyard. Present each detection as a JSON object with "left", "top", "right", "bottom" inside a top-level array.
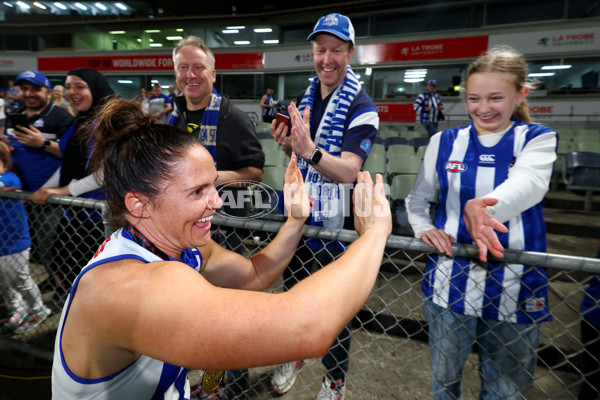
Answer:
[{"left": 125, "top": 224, "right": 172, "bottom": 262}]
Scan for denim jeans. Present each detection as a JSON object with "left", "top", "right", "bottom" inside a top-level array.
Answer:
[
  {"left": 424, "top": 121, "right": 439, "bottom": 138},
  {"left": 424, "top": 298, "right": 540, "bottom": 400}
]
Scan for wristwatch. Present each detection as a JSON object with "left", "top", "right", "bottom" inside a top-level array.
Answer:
[
  {"left": 40, "top": 139, "right": 51, "bottom": 151},
  {"left": 306, "top": 148, "right": 323, "bottom": 166}
]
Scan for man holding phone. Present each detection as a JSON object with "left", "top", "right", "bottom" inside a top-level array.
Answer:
[
  {"left": 4, "top": 70, "right": 76, "bottom": 295},
  {"left": 269, "top": 13, "right": 379, "bottom": 400},
  {"left": 5, "top": 70, "right": 75, "bottom": 192}
]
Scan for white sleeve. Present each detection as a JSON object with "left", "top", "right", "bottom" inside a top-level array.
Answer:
[
  {"left": 486, "top": 130, "right": 557, "bottom": 223},
  {"left": 405, "top": 132, "right": 441, "bottom": 238},
  {"left": 67, "top": 169, "right": 104, "bottom": 197}
]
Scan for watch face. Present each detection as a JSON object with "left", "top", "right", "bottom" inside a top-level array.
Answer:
[{"left": 311, "top": 148, "right": 322, "bottom": 165}]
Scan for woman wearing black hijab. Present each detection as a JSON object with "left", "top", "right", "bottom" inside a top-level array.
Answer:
[{"left": 32, "top": 68, "right": 115, "bottom": 292}]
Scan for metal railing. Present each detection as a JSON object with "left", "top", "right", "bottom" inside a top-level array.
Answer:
[{"left": 1, "top": 191, "right": 599, "bottom": 399}]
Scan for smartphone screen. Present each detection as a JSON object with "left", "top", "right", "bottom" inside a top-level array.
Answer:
[
  {"left": 7, "top": 113, "right": 29, "bottom": 133},
  {"left": 276, "top": 112, "right": 291, "bottom": 136}
]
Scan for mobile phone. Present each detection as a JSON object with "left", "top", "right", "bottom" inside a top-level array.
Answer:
[
  {"left": 7, "top": 113, "right": 29, "bottom": 133},
  {"left": 276, "top": 112, "right": 291, "bottom": 136}
]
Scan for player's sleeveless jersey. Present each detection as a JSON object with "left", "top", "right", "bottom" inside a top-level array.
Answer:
[
  {"left": 424, "top": 120, "right": 553, "bottom": 324},
  {"left": 52, "top": 228, "right": 203, "bottom": 399}
]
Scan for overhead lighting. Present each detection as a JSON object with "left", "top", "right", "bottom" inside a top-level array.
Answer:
[
  {"left": 541, "top": 65, "right": 572, "bottom": 70},
  {"left": 145, "top": 29, "right": 161, "bottom": 33},
  {"left": 117, "top": 80, "right": 133, "bottom": 84},
  {"left": 33, "top": 2, "right": 47, "bottom": 9},
  {"left": 166, "top": 36, "right": 183, "bottom": 40},
  {"left": 528, "top": 72, "right": 556, "bottom": 77},
  {"left": 263, "top": 40, "right": 279, "bottom": 44},
  {"left": 16, "top": 1, "right": 30, "bottom": 9},
  {"left": 94, "top": 2, "right": 107, "bottom": 10},
  {"left": 115, "top": 2, "right": 126, "bottom": 10},
  {"left": 3, "top": 2, "right": 14, "bottom": 7},
  {"left": 53, "top": 2, "right": 67, "bottom": 9},
  {"left": 149, "top": 43, "right": 163, "bottom": 47},
  {"left": 136, "top": 38, "right": 141, "bottom": 42},
  {"left": 404, "top": 78, "right": 425, "bottom": 83},
  {"left": 222, "top": 30, "right": 239, "bottom": 34},
  {"left": 109, "top": 30, "right": 126, "bottom": 34},
  {"left": 405, "top": 69, "right": 427, "bottom": 77},
  {"left": 254, "top": 28, "right": 272, "bottom": 33},
  {"left": 176, "top": 28, "right": 183, "bottom": 32},
  {"left": 234, "top": 41, "right": 251, "bottom": 45},
  {"left": 151, "top": 80, "right": 159, "bottom": 83},
  {"left": 227, "top": 26, "right": 245, "bottom": 29},
  {"left": 74, "top": 2, "right": 87, "bottom": 10}
]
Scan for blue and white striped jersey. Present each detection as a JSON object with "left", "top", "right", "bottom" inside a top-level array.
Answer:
[
  {"left": 407, "top": 118, "right": 557, "bottom": 323},
  {"left": 52, "top": 228, "right": 203, "bottom": 399}
]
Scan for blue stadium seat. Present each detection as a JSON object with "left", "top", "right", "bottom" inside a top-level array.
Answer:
[
  {"left": 562, "top": 151, "right": 600, "bottom": 212},
  {"left": 384, "top": 136, "right": 409, "bottom": 150}
]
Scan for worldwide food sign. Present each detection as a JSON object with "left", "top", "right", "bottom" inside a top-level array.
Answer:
[{"left": 38, "top": 53, "right": 264, "bottom": 72}]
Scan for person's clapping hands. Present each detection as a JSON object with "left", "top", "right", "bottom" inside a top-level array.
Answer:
[
  {"left": 283, "top": 155, "right": 310, "bottom": 222},
  {"left": 353, "top": 171, "right": 392, "bottom": 237},
  {"left": 271, "top": 102, "right": 317, "bottom": 160}
]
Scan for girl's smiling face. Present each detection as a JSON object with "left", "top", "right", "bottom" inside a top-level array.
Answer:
[{"left": 466, "top": 71, "right": 528, "bottom": 135}]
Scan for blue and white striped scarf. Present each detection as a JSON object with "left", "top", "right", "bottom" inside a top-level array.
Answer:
[
  {"left": 297, "top": 65, "right": 361, "bottom": 229},
  {"left": 196, "top": 88, "right": 221, "bottom": 166}
]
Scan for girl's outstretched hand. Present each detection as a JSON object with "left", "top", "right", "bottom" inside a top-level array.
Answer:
[{"left": 464, "top": 197, "right": 508, "bottom": 262}]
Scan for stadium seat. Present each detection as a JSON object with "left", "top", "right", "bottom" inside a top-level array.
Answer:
[
  {"left": 378, "top": 128, "right": 399, "bottom": 141},
  {"left": 401, "top": 130, "right": 421, "bottom": 140},
  {"left": 390, "top": 174, "right": 417, "bottom": 200},
  {"left": 562, "top": 151, "right": 600, "bottom": 212},
  {"left": 362, "top": 154, "right": 386, "bottom": 181},
  {"left": 576, "top": 129, "right": 600, "bottom": 140},
  {"left": 572, "top": 140, "right": 600, "bottom": 153},
  {"left": 257, "top": 132, "right": 273, "bottom": 140},
  {"left": 387, "top": 144, "right": 416, "bottom": 159},
  {"left": 384, "top": 136, "right": 409, "bottom": 150},
  {"left": 259, "top": 139, "right": 281, "bottom": 153},
  {"left": 370, "top": 143, "right": 386, "bottom": 158},
  {"left": 264, "top": 149, "right": 287, "bottom": 167},
  {"left": 387, "top": 155, "right": 422, "bottom": 183},
  {"left": 409, "top": 137, "right": 430, "bottom": 150},
  {"left": 255, "top": 122, "right": 272, "bottom": 134}
]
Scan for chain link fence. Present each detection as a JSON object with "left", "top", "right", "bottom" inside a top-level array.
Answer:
[{"left": 1, "top": 191, "right": 599, "bottom": 399}]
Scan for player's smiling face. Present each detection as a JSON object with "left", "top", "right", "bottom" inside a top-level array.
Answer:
[
  {"left": 466, "top": 71, "right": 527, "bottom": 135},
  {"left": 312, "top": 34, "right": 355, "bottom": 98},
  {"left": 147, "top": 146, "right": 222, "bottom": 255}
]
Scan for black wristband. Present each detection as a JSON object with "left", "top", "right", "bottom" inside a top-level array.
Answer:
[{"left": 40, "top": 139, "right": 51, "bottom": 152}]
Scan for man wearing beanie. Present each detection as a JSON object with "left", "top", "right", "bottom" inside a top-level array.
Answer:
[{"left": 269, "top": 12, "right": 379, "bottom": 400}]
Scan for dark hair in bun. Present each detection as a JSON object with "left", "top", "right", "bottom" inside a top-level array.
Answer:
[{"left": 89, "top": 97, "right": 202, "bottom": 228}]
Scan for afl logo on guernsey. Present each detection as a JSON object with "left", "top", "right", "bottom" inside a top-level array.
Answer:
[{"left": 446, "top": 161, "right": 467, "bottom": 173}]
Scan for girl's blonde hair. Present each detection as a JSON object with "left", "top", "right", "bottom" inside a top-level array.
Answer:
[{"left": 465, "top": 45, "right": 534, "bottom": 123}]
